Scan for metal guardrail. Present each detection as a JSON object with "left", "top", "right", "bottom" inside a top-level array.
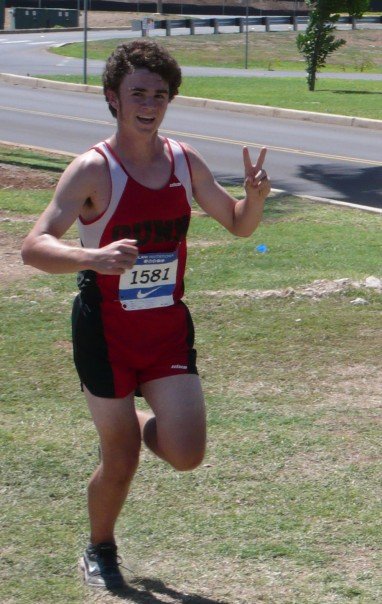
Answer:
[{"left": 133, "top": 13, "right": 382, "bottom": 35}]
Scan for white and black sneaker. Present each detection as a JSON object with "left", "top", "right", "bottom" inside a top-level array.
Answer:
[{"left": 80, "top": 542, "right": 126, "bottom": 589}]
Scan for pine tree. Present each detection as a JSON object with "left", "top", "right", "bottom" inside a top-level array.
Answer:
[{"left": 297, "top": 1, "right": 345, "bottom": 91}]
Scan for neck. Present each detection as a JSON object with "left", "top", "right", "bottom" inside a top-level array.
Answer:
[
  {"left": 112, "top": 129, "right": 163, "bottom": 164},
  {"left": 107, "top": 130, "right": 171, "bottom": 189}
]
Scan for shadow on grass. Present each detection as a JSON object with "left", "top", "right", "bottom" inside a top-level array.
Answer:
[
  {"left": 0, "top": 160, "right": 65, "bottom": 172},
  {"left": 297, "top": 164, "right": 382, "bottom": 208},
  {"left": 216, "top": 174, "right": 307, "bottom": 220},
  {"left": 106, "top": 576, "right": 228, "bottom": 603},
  {"left": 331, "top": 90, "right": 382, "bottom": 95},
  {"left": 215, "top": 175, "right": 244, "bottom": 188}
]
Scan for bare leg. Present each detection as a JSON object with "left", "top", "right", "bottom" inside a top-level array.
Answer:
[
  {"left": 140, "top": 374, "right": 206, "bottom": 471},
  {"left": 84, "top": 387, "right": 141, "bottom": 545},
  {"left": 84, "top": 375, "right": 205, "bottom": 543},
  {"left": 136, "top": 408, "right": 155, "bottom": 439}
]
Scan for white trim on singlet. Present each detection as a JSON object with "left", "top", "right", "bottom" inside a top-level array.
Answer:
[
  {"left": 77, "top": 141, "right": 128, "bottom": 249},
  {"left": 77, "top": 138, "right": 192, "bottom": 249},
  {"left": 167, "top": 138, "right": 193, "bottom": 207}
]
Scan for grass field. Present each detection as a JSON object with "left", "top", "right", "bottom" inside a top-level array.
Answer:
[
  {"left": 45, "top": 29, "right": 382, "bottom": 120},
  {"left": 44, "top": 73, "right": 382, "bottom": 120},
  {"left": 52, "top": 30, "right": 382, "bottom": 73},
  {"left": 1, "top": 146, "right": 382, "bottom": 603}
]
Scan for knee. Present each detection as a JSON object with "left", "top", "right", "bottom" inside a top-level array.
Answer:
[
  {"left": 100, "top": 447, "right": 141, "bottom": 484},
  {"left": 170, "top": 448, "right": 205, "bottom": 472}
]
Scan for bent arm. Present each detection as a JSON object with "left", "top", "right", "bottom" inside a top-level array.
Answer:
[
  {"left": 21, "top": 209, "right": 95, "bottom": 274},
  {"left": 185, "top": 144, "right": 271, "bottom": 238},
  {"left": 21, "top": 152, "right": 138, "bottom": 275},
  {"left": 22, "top": 153, "right": 99, "bottom": 273}
]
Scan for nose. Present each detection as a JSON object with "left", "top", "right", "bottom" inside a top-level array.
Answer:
[{"left": 141, "top": 95, "right": 155, "bottom": 108}]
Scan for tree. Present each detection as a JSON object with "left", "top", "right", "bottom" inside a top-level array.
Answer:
[
  {"left": 297, "top": 1, "right": 346, "bottom": 91},
  {"left": 297, "top": 1, "right": 371, "bottom": 91},
  {"left": 345, "top": 0, "right": 370, "bottom": 18}
]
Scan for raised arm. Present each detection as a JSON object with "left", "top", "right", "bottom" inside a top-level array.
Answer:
[
  {"left": 21, "top": 150, "right": 138, "bottom": 275},
  {"left": 185, "top": 143, "right": 271, "bottom": 237}
]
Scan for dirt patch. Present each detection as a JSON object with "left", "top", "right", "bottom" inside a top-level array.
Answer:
[
  {"left": 0, "top": 163, "right": 60, "bottom": 190},
  {"left": 0, "top": 226, "right": 38, "bottom": 284},
  {"left": 0, "top": 165, "right": 55, "bottom": 284},
  {"left": 0, "top": 165, "right": 60, "bottom": 284},
  {"left": 0, "top": 222, "right": 81, "bottom": 286},
  {"left": 202, "top": 277, "right": 382, "bottom": 300}
]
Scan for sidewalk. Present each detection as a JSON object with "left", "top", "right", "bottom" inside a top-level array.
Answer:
[{"left": 181, "top": 65, "right": 382, "bottom": 81}]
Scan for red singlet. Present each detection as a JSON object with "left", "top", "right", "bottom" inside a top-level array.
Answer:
[{"left": 71, "top": 138, "right": 198, "bottom": 398}]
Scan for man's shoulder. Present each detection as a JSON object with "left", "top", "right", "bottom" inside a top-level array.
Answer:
[
  {"left": 58, "top": 144, "right": 109, "bottom": 192},
  {"left": 70, "top": 145, "right": 108, "bottom": 176},
  {"left": 176, "top": 142, "right": 209, "bottom": 176}
]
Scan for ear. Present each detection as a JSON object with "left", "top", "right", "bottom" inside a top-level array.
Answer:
[{"left": 106, "top": 89, "right": 119, "bottom": 111}]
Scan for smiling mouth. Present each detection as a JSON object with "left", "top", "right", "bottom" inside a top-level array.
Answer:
[{"left": 137, "top": 116, "right": 155, "bottom": 124}]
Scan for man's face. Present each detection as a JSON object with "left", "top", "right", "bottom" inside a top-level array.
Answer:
[{"left": 107, "top": 68, "right": 170, "bottom": 133}]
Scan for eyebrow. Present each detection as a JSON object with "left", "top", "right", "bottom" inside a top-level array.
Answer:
[{"left": 128, "top": 86, "right": 169, "bottom": 94}]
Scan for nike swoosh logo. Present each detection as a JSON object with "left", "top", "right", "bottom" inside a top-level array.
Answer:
[
  {"left": 136, "top": 287, "right": 162, "bottom": 299},
  {"left": 87, "top": 560, "right": 100, "bottom": 574}
]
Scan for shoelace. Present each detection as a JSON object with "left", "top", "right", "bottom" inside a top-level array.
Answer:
[
  {"left": 87, "top": 545, "right": 133, "bottom": 575},
  {"left": 100, "top": 555, "right": 122, "bottom": 571},
  {"left": 89, "top": 546, "right": 121, "bottom": 573}
]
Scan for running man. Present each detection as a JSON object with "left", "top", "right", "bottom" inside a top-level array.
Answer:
[{"left": 21, "top": 40, "right": 271, "bottom": 590}]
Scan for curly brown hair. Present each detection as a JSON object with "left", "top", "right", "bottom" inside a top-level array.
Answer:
[{"left": 102, "top": 40, "right": 182, "bottom": 117}]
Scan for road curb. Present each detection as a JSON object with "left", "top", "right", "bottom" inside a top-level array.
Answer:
[
  {"left": 271, "top": 188, "right": 382, "bottom": 215},
  {"left": 0, "top": 72, "right": 102, "bottom": 94},
  {"left": 1, "top": 72, "right": 381, "bottom": 131},
  {"left": 174, "top": 95, "right": 382, "bottom": 130},
  {"left": 0, "top": 138, "right": 77, "bottom": 158}
]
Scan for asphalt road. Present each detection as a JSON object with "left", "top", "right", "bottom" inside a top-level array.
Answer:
[
  {"left": 1, "top": 27, "right": 382, "bottom": 80},
  {"left": 0, "top": 82, "right": 380, "bottom": 207},
  {"left": 0, "top": 28, "right": 381, "bottom": 206}
]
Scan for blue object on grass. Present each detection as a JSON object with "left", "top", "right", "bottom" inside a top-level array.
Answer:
[{"left": 256, "top": 244, "right": 268, "bottom": 253}]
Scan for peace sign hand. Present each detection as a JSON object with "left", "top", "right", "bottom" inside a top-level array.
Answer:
[{"left": 243, "top": 146, "right": 271, "bottom": 200}]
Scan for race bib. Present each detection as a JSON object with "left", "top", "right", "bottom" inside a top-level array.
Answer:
[{"left": 119, "top": 251, "right": 178, "bottom": 311}]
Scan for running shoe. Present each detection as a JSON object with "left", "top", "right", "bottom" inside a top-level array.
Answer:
[{"left": 80, "top": 542, "right": 126, "bottom": 589}]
